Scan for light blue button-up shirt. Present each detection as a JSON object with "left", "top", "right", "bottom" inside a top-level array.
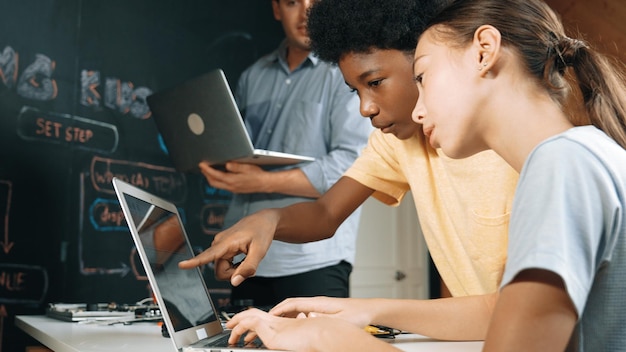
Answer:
[{"left": 225, "top": 40, "right": 372, "bottom": 277}]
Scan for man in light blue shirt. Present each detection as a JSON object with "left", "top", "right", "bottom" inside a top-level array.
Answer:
[{"left": 199, "top": 0, "right": 370, "bottom": 308}]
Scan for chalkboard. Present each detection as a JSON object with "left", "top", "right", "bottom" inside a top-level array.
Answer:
[{"left": 0, "top": 1, "right": 284, "bottom": 350}]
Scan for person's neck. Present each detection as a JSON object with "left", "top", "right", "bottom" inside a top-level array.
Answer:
[
  {"left": 487, "top": 95, "right": 573, "bottom": 173},
  {"left": 285, "top": 45, "right": 310, "bottom": 72}
]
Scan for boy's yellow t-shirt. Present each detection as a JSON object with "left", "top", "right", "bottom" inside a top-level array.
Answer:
[{"left": 345, "top": 129, "right": 519, "bottom": 296}]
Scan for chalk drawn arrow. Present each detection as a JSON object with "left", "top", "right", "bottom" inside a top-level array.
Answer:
[
  {"left": 0, "top": 241, "right": 13, "bottom": 255},
  {"left": 110, "top": 262, "right": 131, "bottom": 277},
  {"left": 0, "top": 181, "right": 13, "bottom": 255}
]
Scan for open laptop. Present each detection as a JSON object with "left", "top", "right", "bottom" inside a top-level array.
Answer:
[
  {"left": 147, "top": 69, "right": 314, "bottom": 173},
  {"left": 112, "top": 177, "right": 284, "bottom": 351}
]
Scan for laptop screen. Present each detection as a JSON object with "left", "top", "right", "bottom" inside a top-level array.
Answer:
[{"left": 122, "top": 192, "right": 217, "bottom": 332}]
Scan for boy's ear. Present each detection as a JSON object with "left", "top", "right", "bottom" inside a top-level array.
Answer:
[{"left": 473, "top": 25, "right": 502, "bottom": 77}]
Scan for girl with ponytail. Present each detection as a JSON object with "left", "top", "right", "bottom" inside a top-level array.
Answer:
[{"left": 413, "top": 0, "right": 626, "bottom": 350}]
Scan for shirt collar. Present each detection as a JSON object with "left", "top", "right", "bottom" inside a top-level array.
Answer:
[{"left": 274, "top": 39, "right": 320, "bottom": 68}]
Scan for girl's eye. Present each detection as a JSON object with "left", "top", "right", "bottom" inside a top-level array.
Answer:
[
  {"left": 414, "top": 74, "right": 423, "bottom": 85},
  {"left": 368, "top": 79, "right": 382, "bottom": 88}
]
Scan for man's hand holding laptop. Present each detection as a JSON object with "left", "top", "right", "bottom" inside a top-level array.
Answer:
[{"left": 199, "top": 161, "right": 270, "bottom": 195}]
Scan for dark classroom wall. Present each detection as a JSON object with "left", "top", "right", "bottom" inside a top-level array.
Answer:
[{"left": 0, "top": 1, "right": 284, "bottom": 350}]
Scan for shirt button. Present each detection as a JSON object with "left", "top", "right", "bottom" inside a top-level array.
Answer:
[
  {"left": 267, "top": 129, "right": 272, "bottom": 134},
  {"left": 285, "top": 79, "right": 291, "bottom": 85}
]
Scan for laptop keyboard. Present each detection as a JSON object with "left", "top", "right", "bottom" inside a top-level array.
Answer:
[
  {"left": 205, "top": 333, "right": 231, "bottom": 347},
  {"left": 202, "top": 332, "right": 264, "bottom": 349}
]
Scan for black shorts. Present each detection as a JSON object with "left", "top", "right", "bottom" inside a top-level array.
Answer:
[{"left": 230, "top": 260, "right": 352, "bottom": 308}]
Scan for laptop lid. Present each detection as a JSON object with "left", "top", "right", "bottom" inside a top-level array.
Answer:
[
  {"left": 113, "top": 178, "right": 286, "bottom": 351},
  {"left": 147, "top": 69, "right": 314, "bottom": 173}
]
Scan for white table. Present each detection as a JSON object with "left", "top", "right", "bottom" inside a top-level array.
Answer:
[{"left": 16, "top": 315, "right": 483, "bottom": 352}]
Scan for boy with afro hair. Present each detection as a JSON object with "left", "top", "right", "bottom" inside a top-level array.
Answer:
[{"left": 181, "top": 0, "right": 519, "bottom": 344}]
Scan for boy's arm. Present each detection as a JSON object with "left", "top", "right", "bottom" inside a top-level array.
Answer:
[{"left": 179, "top": 176, "right": 373, "bottom": 285}]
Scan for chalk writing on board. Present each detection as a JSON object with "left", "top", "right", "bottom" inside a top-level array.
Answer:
[
  {"left": 0, "top": 46, "right": 58, "bottom": 101},
  {"left": 0, "top": 46, "right": 18, "bottom": 89},
  {"left": 0, "top": 181, "right": 13, "bottom": 254},
  {"left": 104, "top": 77, "right": 152, "bottom": 119},
  {"left": 90, "top": 156, "right": 187, "bottom": 202},
  {"left": 16, "top": 106, "right": 120, "bottom": 154},
  {"left": 89, "top": 198, "right": 126, "bottom": 232},
  {"left": 0, "top": 45, "right": 153, "bottom": 119},
  {"left": 17, "top": 54, "right": 58, "bottom": 101},
  {"left": 0, "top": 264, "right": 48, "bottom": 305},
  {"left": 0, "top": 46, "right": 56, "bottom": 101},
  {"left": 80, "top": 70, "right": 101, "bottom": 106},
  {"left": 81, "top": 70, "right": 153, "bottom": 119}
]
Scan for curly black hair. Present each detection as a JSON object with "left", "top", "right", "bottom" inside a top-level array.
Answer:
[{"left": 307, "top": 0, "right": 450, "bottom": 63}]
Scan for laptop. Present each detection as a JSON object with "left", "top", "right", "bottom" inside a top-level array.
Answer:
[
  {"left": 112, "top": 177, "right": 284, "bottom": 351},
  {"left": 147, "top": 69, "right": 315, "bottom": 173}
]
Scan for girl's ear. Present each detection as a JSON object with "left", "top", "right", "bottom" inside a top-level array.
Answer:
[{"left": 473, "top": 25, "right": 502, "bottom": 77}]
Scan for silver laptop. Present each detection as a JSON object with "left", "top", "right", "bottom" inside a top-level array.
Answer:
[
  {"left": 147, "top": 69, "right": 314, "bottom": 173},
  {"left": 112, "top": 177, "right": 284, "bottom": 351}
]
